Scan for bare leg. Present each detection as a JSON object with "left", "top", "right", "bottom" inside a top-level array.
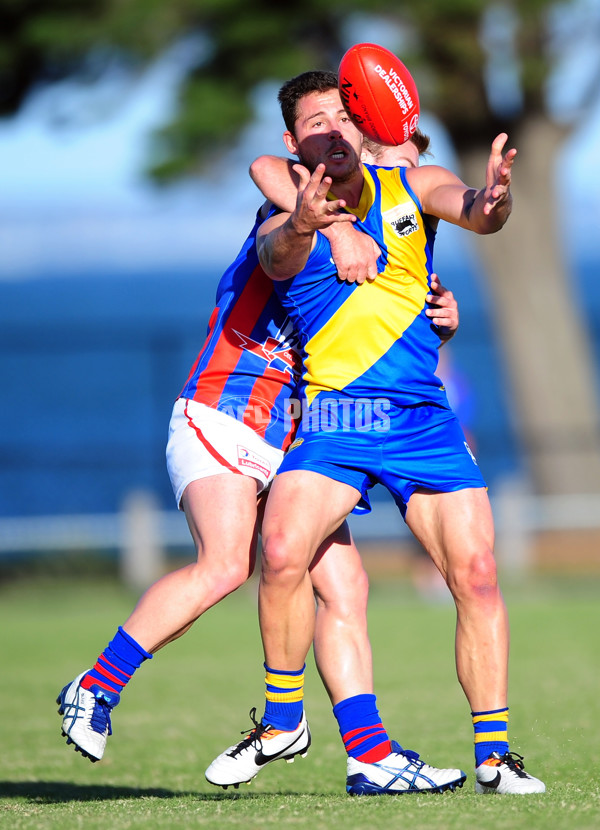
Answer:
[
  {"left": 405, "top": 487, "right": 509, "bottom": 711},
  {"left": 124, "top": 474, "right": 260, "bottom": 653},
  {"left": 259, "top": 470, "right": 361, "bottom": 671},
  {"left": 310, "top": 524, "right": 372, "bottom": 705}
]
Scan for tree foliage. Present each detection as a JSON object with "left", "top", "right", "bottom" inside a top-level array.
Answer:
[{"left": 0, "top": 0, "right": 590, "bottom": 180}]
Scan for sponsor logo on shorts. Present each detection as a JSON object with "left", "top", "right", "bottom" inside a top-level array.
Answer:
[
  {"left": 237, "top": 446, "right": 271, "bottom": 478},
  {"left": 288, "top": 438, "right": 304, "bottom": 451}
]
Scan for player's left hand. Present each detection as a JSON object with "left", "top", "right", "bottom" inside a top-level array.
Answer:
[
  {"left": 483, "top": 133, "right": 517, "bottom": 216},
  {"left": 426, "top": 274, "right": 458, "bottom": 341}
]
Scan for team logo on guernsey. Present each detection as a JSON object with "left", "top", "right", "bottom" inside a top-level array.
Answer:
[
  {"left": 233, "top": 326, "right": 302, "bottom": 380},
  {"left": 237, "top": 445, "right": 271, "bottom": 478},
  {"left": 383, "top": 202, "right": 419, "bottom": 238}
]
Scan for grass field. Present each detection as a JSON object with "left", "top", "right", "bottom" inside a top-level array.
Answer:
[{"left": 0, "top": 570, "right": 598, "bottom": 829}]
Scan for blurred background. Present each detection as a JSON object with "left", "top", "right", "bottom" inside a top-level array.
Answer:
[{"left": 1, "top": 0, "right": 600, "bottom": 585}]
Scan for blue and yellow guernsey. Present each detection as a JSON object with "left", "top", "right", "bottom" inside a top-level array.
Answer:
[{"left": 272, "top": 163, "right": 451, "bottom": 410}]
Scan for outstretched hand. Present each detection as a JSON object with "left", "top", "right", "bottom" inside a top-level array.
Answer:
[
  {"left": 483, "top": 133, "right": 517, "bottom": 216},
  {"left": 290, "top": 163, "right": 356, "bottom": 234}
]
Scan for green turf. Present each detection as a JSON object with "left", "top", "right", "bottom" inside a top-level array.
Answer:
[{"left": 0, "top": 573, "right": 598, "bottom": 829}]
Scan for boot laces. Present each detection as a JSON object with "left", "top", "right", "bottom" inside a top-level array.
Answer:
[
  {"left": 90, "top": 698, "right": 113, "bottom": 736},
  {"left": 227, "top": 707, "right": 270, "bottom": 758},
  {"left": 494, "top": 751, "right": 529, "bottom": 777}
]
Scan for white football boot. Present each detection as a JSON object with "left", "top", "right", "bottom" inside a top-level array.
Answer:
[
  {"left": 205, "top": 708, "right": 311, "bottom": 788},
  {"left": 346, "top": 745, "right": 466, "bottom": 795},
  {"left": 57, "top": 671, "right": 120, "bottom": 762},
  {"left": 475, "top": 751, "right": 545, "bottom": 794}
]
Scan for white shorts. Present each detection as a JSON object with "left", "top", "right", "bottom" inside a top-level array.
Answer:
[{"left": 166, "top": 397, "right": 284, "bottom": 509}]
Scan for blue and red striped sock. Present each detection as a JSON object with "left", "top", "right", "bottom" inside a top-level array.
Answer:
[
  {"left": 472, "top": 707, "right": 509, "bottom": 766},
  {"left": 80, "top": 626, "right": 152, "bottom": 701},
  {"left": 333, "top": 694, "right": 392, "bottom": 763}
]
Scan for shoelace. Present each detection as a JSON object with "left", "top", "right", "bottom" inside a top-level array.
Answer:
[
  {"left": 228, "top": 707, "right": 270, "bottom": 758},
  {"left": 90, "top": 698, "right": 113, "bottom": 736},
  {"left": 401, "top": 749, "right": 423, "bottom": 767},
  {"left": 390, "top": 741, "right": 423, "bottom": 767},
  {"left": 498, "top": 751, "right": 526, "bottom": 772},
  {"left": 485, "top": 751, "right": 530, "bottom": 779}
]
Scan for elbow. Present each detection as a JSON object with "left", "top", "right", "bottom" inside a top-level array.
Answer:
[
  {"left": 258, "top": 252, "right": 289, "bottom": 282},
  {"left": 249, "top": 156, "right": 266, "bottom": 187},
  {"left": 263, "top": 264, "right": 292, "bottom": 282},
  {"left": 250, "top": 155, "right": 274, "bottom": 189}
]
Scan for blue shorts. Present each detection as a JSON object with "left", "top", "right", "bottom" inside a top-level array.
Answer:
[{"left": 278, "top": 401, "right": 486, "bottom": 517}]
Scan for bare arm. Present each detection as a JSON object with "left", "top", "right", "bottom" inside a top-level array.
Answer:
[
  {"left": 256, "top": 164, "right": 356, "bottom": 281},
  {"left": 408, "top": 133, "right": 516, "bottom": 235},
  {"left": 250, "top": 155, "right": 298, "bottom": 213},
  {"left": 251, "top": 155, "right": 380, "bottom": 283}
]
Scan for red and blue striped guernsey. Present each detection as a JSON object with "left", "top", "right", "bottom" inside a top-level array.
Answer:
[{"left": 179, "top": 210, "right": 303, "bottom": 451}]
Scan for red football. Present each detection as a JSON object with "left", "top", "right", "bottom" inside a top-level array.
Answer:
[{"left": 338, "top": 43, "right": 420, "bottom": 146}]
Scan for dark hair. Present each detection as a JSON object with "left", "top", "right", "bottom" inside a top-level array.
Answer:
[
  {"left": 362, "top": 127, "right": 432, "bottom": 161},
  {"left": 278, "top": 70, "right": 339, "bottom": 134}
]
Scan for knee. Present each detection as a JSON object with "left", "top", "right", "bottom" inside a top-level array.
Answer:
[
  {"left": 446, "top": 548, "right": 499, "bottom": 604},
  {"left": 261, "top": 530, "right": 307, "bottom": 586},
  {"left": 219, "top": 558, "right": 253, "bottom": 593},
  {"left": 191, "top": 548, "right": 253, "bottom": 598},
  {"left": 314, "top": 563, "right": 369, "bottom": 622}
]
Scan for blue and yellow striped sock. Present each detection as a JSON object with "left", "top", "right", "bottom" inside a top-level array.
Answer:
[
  {"left": 262, "top": 663, "right": 305, "bottom": 731},
  {"left": 472, "top": 707, "right": 509, "bottom": 766},
  {"left": 333, "top": 694, "right": 392, "bottom": 763}
]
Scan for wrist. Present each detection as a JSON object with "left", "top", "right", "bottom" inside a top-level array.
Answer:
[{"left": 288, "top": 212, "right": 315, "bottom": 238}]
